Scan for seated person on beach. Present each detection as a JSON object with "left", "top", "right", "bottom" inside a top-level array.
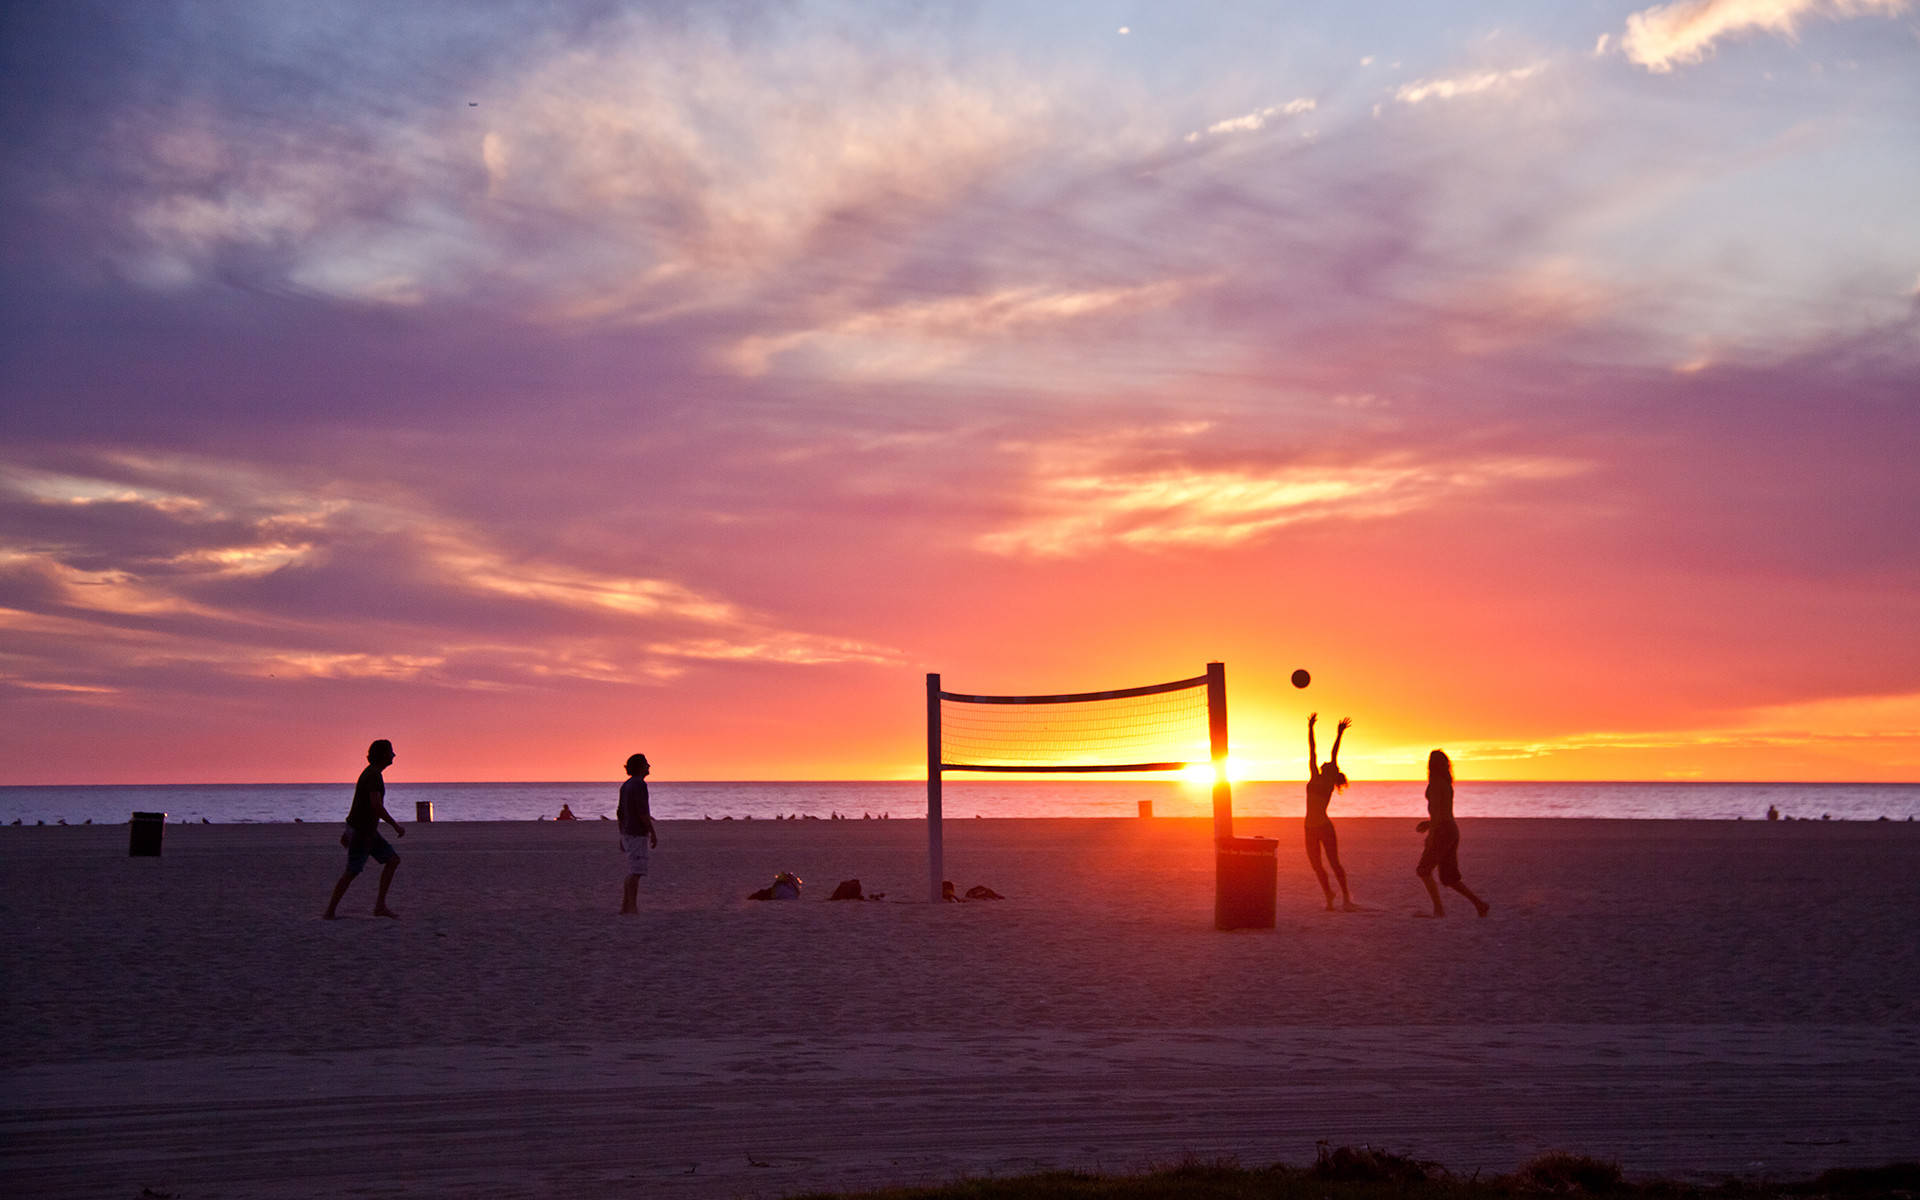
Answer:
[
  {"left": 1304, "top": 713, "right": 1358, "bottom": 912},
  {"left": 556, "top": 803, "right": 577, "bottom": 821}
]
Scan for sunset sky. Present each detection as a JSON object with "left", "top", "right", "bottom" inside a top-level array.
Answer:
[{"left": 2, "top": 1, "right": 1917, "bottom": 785}]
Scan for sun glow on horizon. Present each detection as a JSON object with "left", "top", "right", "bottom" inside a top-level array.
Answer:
[{"left": 1179, "top": 758, "right": 1247, "bottom": 786}]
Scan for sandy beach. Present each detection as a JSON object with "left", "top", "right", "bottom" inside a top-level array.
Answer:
[{"left": 4, "top": 815, "right": 1918, "bottom": 1199}]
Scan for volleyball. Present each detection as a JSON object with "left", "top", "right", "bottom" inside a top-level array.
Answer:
[{"left": 1291, "top": 668, "right": 1311, "bottom": 688}]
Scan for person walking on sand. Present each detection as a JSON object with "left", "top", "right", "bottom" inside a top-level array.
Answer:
[
  {"left": 617, "top": 753, "right": 658, "bottom": 914},
  {"left": 1416, "top": 749, "right": 1489, "bottom": 918},
  {"left": 1305, "top": 713, "right": 1358, "bottom": 912},
  {"left": 323, "top": 739, "right": 404, "bottom": 919}
]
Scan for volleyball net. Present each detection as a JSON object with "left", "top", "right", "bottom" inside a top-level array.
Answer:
[
  {"left": 937, "top": 674, "right": 1212, "bottom": 773},
  {"left": 924, "top": 663, "right": 1232, "bottom": 901}
]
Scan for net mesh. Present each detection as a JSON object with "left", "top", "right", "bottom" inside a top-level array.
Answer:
[{"left": 939, "top": 679, "right": 1211, "bottom": 771}]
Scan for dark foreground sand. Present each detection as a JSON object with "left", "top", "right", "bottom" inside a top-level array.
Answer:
[{"left": 3, "top": 816, "right": 1918, "bottom": 1199}]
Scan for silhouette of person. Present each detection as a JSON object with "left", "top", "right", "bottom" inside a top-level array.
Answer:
[
  {"left": 556, "top": 803, "right": 577, "bottom": 821},
  {"left": 1304, "top": 713, "right": 1357, "bottom": 911},
  {"left": 1415, "top": 749, "right": 1488, "bottom": 918},
  {"left": 323, "top": 739, "right": 404, "bottom": 919},
  {"left": 617, "top": 754, "right": 658, "bottom": 914}
]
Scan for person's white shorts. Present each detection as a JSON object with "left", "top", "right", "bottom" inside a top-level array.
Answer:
[{"left": 620, "top": 834, "right": 650, "bottom": 877}]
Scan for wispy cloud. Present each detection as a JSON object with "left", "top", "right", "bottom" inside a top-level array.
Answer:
[
  {"left": 725, "top": 278, "right": 1205, "bottom": 379},
  {"left": 111, "top": 17, "right": 1064, "bottom": 324},
  {"left": 0, "top": 455, "right": 898, "bottom": 697},
  {"left": 1395, "top": 63, "right": 1546, "bottom": 105},
  {"left": 1620, "top": 0, "right": 1911, "bottom": 72},
  {"left": 1448, "top": 689, "right": 1920, "bottom": 775},
  {"left": 975, "top": 434, "right": 1587, "bottom": 558},
  {"left": 1184, "top": 98, "right": 1316, "bottom": 143}
]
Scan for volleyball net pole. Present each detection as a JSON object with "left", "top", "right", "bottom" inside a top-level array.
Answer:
[
  {"left": 925, "top": 662, "right": 1232, "bottom": 904},
  {"left": 1208, "top": 660, "right": 1231, "bottom": 839},
  {"left": 926, "top": 671, "right": 944, "bottom": 905}
]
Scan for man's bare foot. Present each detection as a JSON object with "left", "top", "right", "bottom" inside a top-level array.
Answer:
[
  {"left": 1474, "top": 900, "right": 1490, "bottom": 918},
  {"left": 619, "top": 907, "right": 637, "bottom": 915},
  {"left": 1415, "top": 909, "right": 1443, "bottom": 918},
  {"left": 322, "top": 911, "right": 338, "bottom": 920},
  {"left": 1341, "top": 900, "right": 1360, "bottom": 912},
  {"left": 374, "top": 906, "right": 399, "bottom": 919}
]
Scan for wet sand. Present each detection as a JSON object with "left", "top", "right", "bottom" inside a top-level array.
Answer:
[{"left": 3, "top": 816, "right": 1917, "bottom": 1198}]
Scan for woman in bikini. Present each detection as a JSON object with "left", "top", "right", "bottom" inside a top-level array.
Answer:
[
  {"left": 1416, "top": 749, "right": 1490, "bottom": 918},
  {"left": 1304, "top": 713, "right": 1357, "bottom": 911}
]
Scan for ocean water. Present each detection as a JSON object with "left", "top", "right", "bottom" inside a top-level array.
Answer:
[{"left": 2, "top": 779, "right": 1916, "bottom": 826}]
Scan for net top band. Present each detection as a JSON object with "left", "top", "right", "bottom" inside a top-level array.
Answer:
[
  {"left": 937, "top": 761, "right": 1196, "bottom": 773},
  {"left": 938, "top": 673, "right": 1209, "bottom": 706}
]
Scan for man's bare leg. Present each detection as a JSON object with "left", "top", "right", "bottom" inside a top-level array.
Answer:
[
  {"left": 1417, "top": 868, "right": 1445, "bottom": 917},
  {"left": 620, "top": 874, "right": 640, "bottom": 914},
  {"left": 1449, "top": 879, "right": 1490, "bottom": 917},
  {"left": 323, "top": 871, "right": 356, "bottom": 919},
  {"left": 373, "top": 857, "right": 400, "bottom": 918}
]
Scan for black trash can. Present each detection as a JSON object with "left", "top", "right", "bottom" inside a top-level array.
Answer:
[
  {"left": 415, "top": 800, "right": 433, "bottom": 823},
  {"left": 129, "top": 811, "right": 166, "bottom": 857},
  {"left": 1214, "top": 835, "right": 1276, "bottom": 930}
]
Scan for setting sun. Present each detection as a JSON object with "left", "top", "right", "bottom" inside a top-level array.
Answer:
[{"left": 1180, "top": 758, "right": 1248, "bottom": 786}]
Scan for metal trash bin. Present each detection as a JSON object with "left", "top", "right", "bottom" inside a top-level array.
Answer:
[
  {"left": 129, "top": 811, "right": 166, "bottom": 857},
  {"left": 415, "top": 800, "right": 433, "bottom": 823},
  {"left": 1214, "top": 835, "right": 1276, "bottom": 930}
]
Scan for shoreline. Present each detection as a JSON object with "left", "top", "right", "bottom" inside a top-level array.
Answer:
[
  {"left": 6, "top": 812, "right": 1919, "bottom": 829},
  {"left": 6, "top": 779, "right": 1919, "bottom": 829}
]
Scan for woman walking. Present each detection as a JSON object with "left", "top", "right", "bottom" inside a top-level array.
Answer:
[
  {"left": 1304, "top": 713, "right": 1357, "bottom": 911},
  {"left": 1416, "top": 749, "right": 1489, "bottom": 918}
]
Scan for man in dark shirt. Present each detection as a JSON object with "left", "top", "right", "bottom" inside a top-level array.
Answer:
[
  {"left": 323, "top": 739, "right": 405, "bottom": 919},
  {"left": 617, "top": 753, "right": 658, "bottom": 914}
]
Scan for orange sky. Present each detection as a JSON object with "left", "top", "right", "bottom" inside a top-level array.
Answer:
[{"left": 3, "top": 3, "right": 1918, "bottom": 785}]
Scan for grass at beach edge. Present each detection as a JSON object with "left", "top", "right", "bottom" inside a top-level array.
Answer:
[{"left": 784, "top": 1151, "right": 1920, "bottom": 1200}]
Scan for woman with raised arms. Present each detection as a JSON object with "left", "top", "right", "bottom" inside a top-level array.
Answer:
[{"left": 1304, "top": 713, "right": 1357, "bottom": 912}]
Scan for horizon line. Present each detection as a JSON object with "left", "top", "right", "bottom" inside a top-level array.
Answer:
[{"left": 3, "top": 778, "right": 1915, "bottom": 788}]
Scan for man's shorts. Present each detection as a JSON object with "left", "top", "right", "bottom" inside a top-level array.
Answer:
[
  {"left": 1417, "top": 821, "right": 1462, "bottom": 887},
  {"left": 344, "top": 829, "right": 398, "bottom": 876},
  {"left": 621, "top": 834, "right": 650, "bottom": 877}
]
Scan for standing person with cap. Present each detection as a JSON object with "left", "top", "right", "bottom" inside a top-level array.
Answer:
[
  {"left": 618, "top": 753, "right": 658, "bottom": 914},
  {"left": 323, "top": 739, "right": 404, "bottom": 919}
]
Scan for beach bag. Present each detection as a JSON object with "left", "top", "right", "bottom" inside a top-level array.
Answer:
[
  {"left": 965, "top": 885, "right": 1004, "bottom": 900},
  {"left": 750, "top": 871, "right": 804, "bottom": 901},
  {"left": 828, "top": 879, "right": 864, "bottom": 901}
]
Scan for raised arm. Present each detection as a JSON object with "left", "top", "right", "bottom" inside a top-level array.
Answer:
[
  {"left": 1329, "top": 717, "right": 1351, "bottom": 769},
  {"left": 1306, "top": 712, "right": 1319, "bottom": 774}
]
